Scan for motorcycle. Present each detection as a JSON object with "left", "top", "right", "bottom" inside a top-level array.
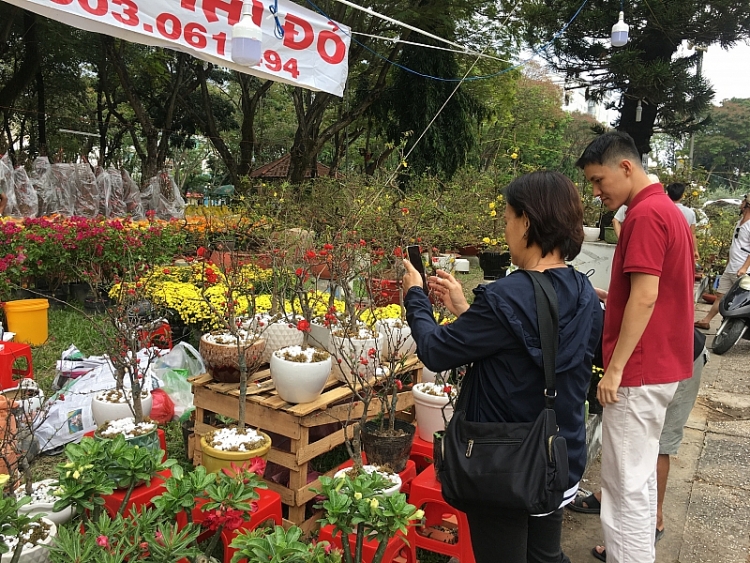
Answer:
[{"left": 712, "top": 274, "right": 750, "bottom": 355}]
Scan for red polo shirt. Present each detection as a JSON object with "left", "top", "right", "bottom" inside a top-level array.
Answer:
[{"left": 603, "top": 184, "right": 694, "bottom": 386}]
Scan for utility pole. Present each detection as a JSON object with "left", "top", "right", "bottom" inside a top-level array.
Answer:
[{"left": 688, "top": 45, "right": 707, "bottom": 175}]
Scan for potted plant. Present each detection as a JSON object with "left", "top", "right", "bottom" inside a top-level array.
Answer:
[
  {"left": 199, "top": 329, "right": 265, "bottom": 384},
  {"left": 412, "top": 380, "right": 458, "bottom": 444},
  {"left": 90, "top": 381, "right": 154, "bottom": 427},
  {"left": 230, "top": 525, "right": 342, "bottom": 563},
  {"left": 15, "top": 479, "right": 74, "bottom": 527},
  {"left": 199, "top": 427, "right": 272, "bottom": 475},
  {"left": 270, "top": 345, "right": 332, "bottom": 404},
  {"left": 94, "top": 417, "right": 161, "bottom": 452},
  {"left": 313, "top": 471, "right": 424, "bottom": 563},
  {"left": 0, "top": 476, "right": 57, "bottom": 563}
]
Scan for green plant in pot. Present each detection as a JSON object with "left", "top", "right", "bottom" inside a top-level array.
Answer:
[
  {"left": 312, "top": 471, "right": 424, "bottom": 563},
  {"left": 230, "top": 525, "right": 342, "bottom": 563},
  {"left": 0, "top": 475, "right": 57, "bottom": 563}
]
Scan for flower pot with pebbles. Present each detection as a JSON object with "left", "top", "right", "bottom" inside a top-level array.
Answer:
[
  {"left": 270, "top": 345, "right": 332, "bottom": 404},
  {"left": 16, "top": 479, "right": 74, "bottom": 526},
  {"left": 376, "top": 318, "right": 416, "bottom": 361},
  {"left": 0, "top": 517, "right": 56, "bottom": 563},
  {"left": 199, "top": 427, "right": 272, "bottom": 474},
  {"left": 94, "top": 417, "right": 160, "bottom": 452},
  {"left": 331, "top": 327, "right": 384, "bottom": 384},
  {"left": 199, "top": 331, "right": 265, "bottom": 383},
  {"left": 91, "top": 388, "right": 153, "bottom": 427},
  {"left": 412, "top": 382, "right": 458, "bottom": 443}
]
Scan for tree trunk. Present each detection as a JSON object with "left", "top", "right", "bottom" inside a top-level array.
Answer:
[
  {"left": 617, "top": 96, "right": 659, "bottom": 157},
  {"left": 237, "top": 74, "right": 272, "bottom": 179},
  {"left": 0, "top": 11, "right": 40, "bottom": 118},
  {"left": 36, "top": 69, "right": 46, "bottom": 156}
]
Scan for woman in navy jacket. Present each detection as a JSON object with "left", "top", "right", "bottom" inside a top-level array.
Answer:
[{"left": 403, "top": 171, "right": 602, "bottom": 563}]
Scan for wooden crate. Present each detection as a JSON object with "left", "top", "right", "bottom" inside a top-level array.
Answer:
[{"left": 189, "top": 356, "right": 421, "bottom": 532}]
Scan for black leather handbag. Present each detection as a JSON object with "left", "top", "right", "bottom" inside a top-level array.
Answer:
[{"left": 435, "top": 270, "right": 569, "bottom": 514}]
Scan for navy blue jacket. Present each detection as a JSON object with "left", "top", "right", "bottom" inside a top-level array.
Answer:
[{"left": 405, "top": 266, "right": 603, "bottom": 489}]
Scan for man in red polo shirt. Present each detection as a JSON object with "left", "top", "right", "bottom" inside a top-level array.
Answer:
[{"left": 577, "top": 132, "right": 693, "bottom": 563}]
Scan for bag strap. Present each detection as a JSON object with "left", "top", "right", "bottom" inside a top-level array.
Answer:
[
  {"left": 454, "top": 270, "right": 560, "bottom": 412},
  {"left": 524, "top": 270, "right": 559, "bottom": 408}
]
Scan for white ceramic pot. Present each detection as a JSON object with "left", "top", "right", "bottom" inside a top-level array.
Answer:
[
  {"left": 1, "top": 518, "right": 56, "bottom": 563},
  {"left": 270, "top": 349, "right": 332, "bottom": 404},
  {"left": 376, "top": 319, "right": 416, "bottom": 361},
  {"left": 431, "top": 254, "right": 455, "bottom": 271},
  {"left": 16, "top": 479, "right": 74, "bottom": 526},
  {"left": 334, "top": 464, "right": 402, "bottom": 496},
  {"left": 420, "top": 366, "right": 451, "bottom": 385},
  {"left": 308, "top": 322, "right": 333, "bottom": 354},
  {"left": 257, "top": 319, "right": 305, "bottom": 364},
  {"left": 412, "top": 382, "right": 455, "bottom": 443},
  {"left": 583, "top": 226, "right": 600, "bottom": 242},
  {"left": 91, "top": 389, "right": 153, "bottom": 427},
  {"left": 331, "top": 333, "right": 384, "bottom": 384}
]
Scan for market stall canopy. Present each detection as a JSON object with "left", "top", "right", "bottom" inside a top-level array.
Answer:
[
  {"left": 250, "top": 154, "right": 334, "bottom": 179},
  {"left": 3, "top": 0, "right": 350, "bottom": 96}
]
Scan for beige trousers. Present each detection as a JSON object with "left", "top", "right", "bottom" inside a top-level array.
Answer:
[{"left": 600, "top": 382, "right": 678, "bottom": 563}]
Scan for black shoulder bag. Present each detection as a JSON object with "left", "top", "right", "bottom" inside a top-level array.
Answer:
[{"left": 435, "top": 270, "right": 569, "bottom": 514}]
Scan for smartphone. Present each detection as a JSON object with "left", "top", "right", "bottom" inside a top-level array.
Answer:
[{"left": 406, "top": 245, "right": 428, "bottom": 291}]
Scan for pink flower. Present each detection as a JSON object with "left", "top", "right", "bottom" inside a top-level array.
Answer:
[{"left": 96, "top": 535, "right": 109, "bottom": 548}]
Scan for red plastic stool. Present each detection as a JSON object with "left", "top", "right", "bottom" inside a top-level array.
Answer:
[
  {"left": 409, "top": 433, "right": 434, "bottom": 473},
  {"left": 178, "top": 487, "right": 282, "bottom": 563},
  {"left": 336, "top": 459, "right": 417, "bottom": 494},
  {"left": 406, "top": 465, "right": 475, "bottom": 563},
  {"left": 83, "top": 428, "right": 168, "bottom": 462},
  {"left": 0, "top": 342, "right": 33, "bottom": 389},
  {"left": 319, "top": 524, "right": 415, "bottom": 563},
  {"left": 102, "top": 468, "right": 171, "bottom": 518}
]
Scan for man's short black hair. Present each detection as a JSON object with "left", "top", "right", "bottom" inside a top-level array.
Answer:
[
  {"left": 576, "top": 131, "right": 642, "bottom": 169},
  {"left": 666, "top": 182, "right": 686, "bottom": 202}
]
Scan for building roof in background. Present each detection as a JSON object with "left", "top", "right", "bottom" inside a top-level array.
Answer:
[{"left": 250, "top": 154, "right": 332, "bottom": 179}]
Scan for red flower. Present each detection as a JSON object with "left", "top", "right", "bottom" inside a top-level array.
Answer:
[
  {"left": 367, "top": 348, "right": 377, "bottom": 358},
  {"left": 393, "top": 247, "right": 403, "bottom": 258},
  {"left": 295, "top": 267, "right": 304, "bottom": 277},
  {"left": 359, "top": 358, "right": 369, "bottom": 366},
  {"left": 196, "top": 246, "right": 207, "bottom": 257},
  {"left": 296, "top": 319, "right": 311, "bottom": 332},
  {"left": 395, "top": 380, "right": 403, "bottom": 391},
  {"left": 304, "top": 250, "right": 317, "bottom": 261},
  {"left": 97, "top": 535, "right": 109, "bottom": 548},
  {"left": 323, "top": 243, "right": 334, "bottom": 250},
  {"left": 443, "top": 385, "right": 452, "bottom": 394},
  {"left": 58, "top": 394, "right": 65, "bottom": 401}
]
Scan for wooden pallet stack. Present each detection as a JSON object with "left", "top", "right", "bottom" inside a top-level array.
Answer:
[{"left": 188, "top": 356, "right": 422, "bottom": 531}]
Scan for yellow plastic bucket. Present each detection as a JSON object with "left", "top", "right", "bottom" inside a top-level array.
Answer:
[{"left": 3, "top": 299, "right": 49, "bottom": 346}]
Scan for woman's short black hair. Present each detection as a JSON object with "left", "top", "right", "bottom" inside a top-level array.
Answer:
[{"left": 504, "top": 171, "right": 584, "bottom": 261}]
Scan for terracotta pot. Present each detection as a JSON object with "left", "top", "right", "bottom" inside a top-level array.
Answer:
[
  {"left": 0, "top": 395, "right": 18, "bottom": 475},
  {"left": 199, "top": 335, "right": 266, "bottom": 383},
  {"left": 702, "top": 293, "right": 717, "bottom": 304}
]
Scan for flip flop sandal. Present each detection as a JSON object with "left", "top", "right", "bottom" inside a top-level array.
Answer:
[
  {"left": 591, "top": 547, "right": 606, "bottom": 562},
  {"left": 568, "top": 492, "right": 601, "bottom": 514}
]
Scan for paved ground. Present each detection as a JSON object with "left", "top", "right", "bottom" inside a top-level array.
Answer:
[{"left": 561, "top": 302, "right": 750, "bottom": 563}]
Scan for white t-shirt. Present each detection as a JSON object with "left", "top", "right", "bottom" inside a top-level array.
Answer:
[
  {"left": 675, "top": 203, "right": 696, "bottom": 226},
  {"left": 727, "top": 219, "right": 750, "bottom": 273},
  {"left": 614, "top": 205, "right": 627, "bottom": 222}
]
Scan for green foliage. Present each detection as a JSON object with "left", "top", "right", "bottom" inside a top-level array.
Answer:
[
  {"left": 693, "top": 98, "right": 750, "bottom": 193},
  {"left": 520, "top": 0, "right": 750, "bottom": 153},
  {"left": 230, "top": 525, "right": 342, "bottom": 563},
  {"left": 0, "top": 494, "right": 41, "bottom": 557},
  {"left": 314, "top": 472, "right": 423, "bottom": 563}
]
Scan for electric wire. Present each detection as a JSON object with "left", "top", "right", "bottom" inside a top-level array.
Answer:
[{"left": 305, "top": 0, "right": 591, "bottom": 83}]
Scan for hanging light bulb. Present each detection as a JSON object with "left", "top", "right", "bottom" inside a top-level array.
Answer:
[
  {"left": 231, "top": 1, "right": 262, "bottom": 66},
  {"left": 636, "top": 100, "right": 643, "bottom": 122},
  {"left": 611, "top": 11, "right": 629, "bottom": 47}
]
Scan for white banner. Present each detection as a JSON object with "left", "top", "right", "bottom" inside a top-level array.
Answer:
[{"left": 2, "top": 0, "right": 350, "bottom": 96}]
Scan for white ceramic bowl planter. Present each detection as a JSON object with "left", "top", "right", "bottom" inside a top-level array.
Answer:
[
  {"left": 270, "top": 346, "right": 332, "bottom": 404},
  {"left": 16, "top": 479, "right": 74, "bottom": 526},
  {"left": 0, "top": 517, "right": 56, "bottom": 563},
  {"left": 331, "top": 330, "right": 384, "bottom": 384},
  {"left": 412, "top": 382, "right": 457, "bottom": 443},
  {"left": 376, "top": 319, "right": 416, "bottom": 361},
  {"left": 253, "top": 314, "right": 305, "bottom": 364},
  {"left": 308, "top": 321, "right": 333, "bottom": 354},
  {"left": 91, "top": 388, "right": 153, "bottom": 427},
  {"left": 583, "top": 226, "right": 600, "bottom": 242},
  {"left": 334, "top": 465, "right": 402, "bottom": 497}
]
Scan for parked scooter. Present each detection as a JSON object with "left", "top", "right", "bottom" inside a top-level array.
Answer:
[{"left": 712, "top": 274, "right": 750, "bottom": 355}]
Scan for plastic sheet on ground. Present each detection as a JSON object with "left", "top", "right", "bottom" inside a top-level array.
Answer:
[{"left": 35, "top": 348, "right": 167, "bottom": 453}]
